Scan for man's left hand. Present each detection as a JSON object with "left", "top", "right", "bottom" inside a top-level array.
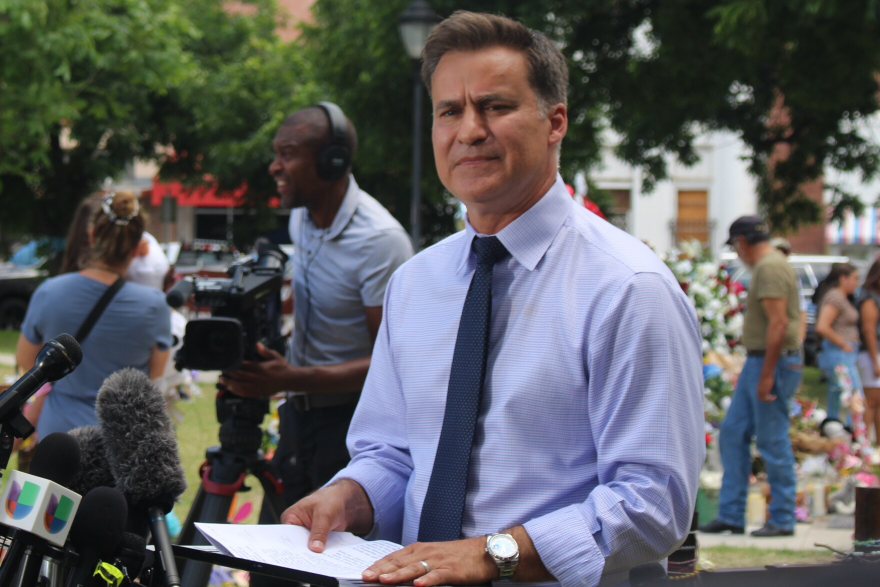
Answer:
[
  {"left": 757, "top": 373, "right": 776, "bottom": 402},
  {"left": 219, "top": 342, "right": 292, "bottom": 398},
  {"left": 361, "top": 537, "right": 496, "bottom": 587}
]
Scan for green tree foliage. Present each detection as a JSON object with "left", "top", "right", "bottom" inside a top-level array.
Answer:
[
  {"left": 561, "top": 0, "right": 880, "bottom": 233},
  {"left": 156, "top": 0, "right": 318, "bottom": 247},
  {"left": 0, "top": 0, "right": 313, "bottom": 251},
  {"left": 304, "top": 0, "right": 880, "bottom": 238},
  {"left": 0, "top": 0, "right": 193, "bottom": 248},
  {"left": 300, "top": 0, "right": 445, "bottom": 246}
]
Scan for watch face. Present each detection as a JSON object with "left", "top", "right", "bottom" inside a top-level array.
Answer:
[{"left": 488, "top": 534, "right": 517, "bottom": 559}]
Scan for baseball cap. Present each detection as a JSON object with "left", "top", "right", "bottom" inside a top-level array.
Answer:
[{"left": 727, "top": 216, "right": 769, "bottom": 245}]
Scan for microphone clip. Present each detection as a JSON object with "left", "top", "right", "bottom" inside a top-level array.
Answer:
[{"left": 0, "top": 413, "right": 35, "bottom": 473}]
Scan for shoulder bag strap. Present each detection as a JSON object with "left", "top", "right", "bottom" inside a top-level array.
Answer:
[{"left": 75, "top": 277, "right": 125, "bottom": 344}]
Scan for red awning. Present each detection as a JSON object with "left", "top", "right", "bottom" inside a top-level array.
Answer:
[{"left": 149, "top": 179, "right": 279, "bottom": 208}]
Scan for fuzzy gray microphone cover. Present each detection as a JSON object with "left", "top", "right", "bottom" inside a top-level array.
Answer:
[
  {"left": 95, "top": 368, "right": 187, "bottom": 513},
  {"left": 67, "top": 425, "right": 116, "bottom": 496}
]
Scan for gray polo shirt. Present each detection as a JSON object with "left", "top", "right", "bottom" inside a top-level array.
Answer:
[{"left": 288, "top": 175, "right": 413, "bottom": 369}]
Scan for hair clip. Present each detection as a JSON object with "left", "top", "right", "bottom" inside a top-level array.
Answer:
[{"left": 101, "top": 192, "right": 140, "bottom": 226}]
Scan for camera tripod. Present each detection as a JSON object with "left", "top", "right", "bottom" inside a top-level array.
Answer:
[{"left": 176, "top": 387, "right": 287, "bottom": 587}]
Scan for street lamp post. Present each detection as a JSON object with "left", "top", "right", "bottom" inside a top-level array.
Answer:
[{"left": 399, "top": 0, "right": 441, "bottom": 250}]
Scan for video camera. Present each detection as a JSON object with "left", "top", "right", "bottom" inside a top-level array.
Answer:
[{"left": 166, "top": 239, "right": 288, "bottom": 373}]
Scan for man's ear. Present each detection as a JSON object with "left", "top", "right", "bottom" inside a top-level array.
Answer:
[
  {"left": 547, "top": 103, "right": 567, "bottom": 147},
  {"left": 135, "top": 238, "right": 150, "bottom": 258}
]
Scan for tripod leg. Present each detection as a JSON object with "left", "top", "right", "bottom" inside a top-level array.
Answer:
[
  {"left": 254, "top": 474, "right": 286, "bottom": 525},
  {"left": 178, "top": 491, "right": 235, "bottom": 587},
  {"left": 176, "top": 484, "right": 207, "bottom": 548}
]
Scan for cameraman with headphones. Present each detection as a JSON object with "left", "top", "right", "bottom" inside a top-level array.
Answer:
[{"left": 220, "top": 103, "right": 413, "bottom": 508}]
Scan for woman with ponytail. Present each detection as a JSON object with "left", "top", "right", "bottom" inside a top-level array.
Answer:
[
  {"left": 816, "top": 262, "right": 863, "bottom": 421},
  {"left": 15, "top": 191, "right": 172, "bottom": 436}
]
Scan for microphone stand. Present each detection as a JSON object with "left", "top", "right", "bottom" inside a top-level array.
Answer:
[
  {"left": 0, "top": 414, "right": 54, "bottom": 587},
  {"left": 0, "top": 413, "right": 35, "bottom": 474},
  {"left": 148, "top": 507, "right": 180, "bottom": 587},
  {"left": 0, "top": 529, "right": 46, "bottom": 587}
]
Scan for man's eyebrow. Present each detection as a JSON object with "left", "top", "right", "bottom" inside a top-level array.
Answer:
[
  {"left": 435, "top": 99, "right": 461, "bottom": 111},
  {"left": 434, "top": 94, "right": 516, "bottom": 111},
  {"left": 475, "top": 93, "right": 510, "bottom": 106}
]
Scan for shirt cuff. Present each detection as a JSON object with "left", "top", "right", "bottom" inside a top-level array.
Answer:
[
  {"left": 523, "top": 504, "right": 604, "bottom": 587},
  {"left": 329, "top": 458, "right": 409, "bottom": 542}
]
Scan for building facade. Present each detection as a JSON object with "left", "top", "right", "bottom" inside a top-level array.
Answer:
[{"left": 589, "top": 129, "right": 760, "bottom": 257}]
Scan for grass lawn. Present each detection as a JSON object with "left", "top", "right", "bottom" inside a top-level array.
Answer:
[
  {"left": 798, "top": 366, "right": 827, "bottom": 408},
  {"left": 0, "top": 329, "right": 18, "bottom": 356},
  {"left": 700, "top": 545, "right": 836, "bottom": 568},
  {"left": 172, "top": 383, "right": 266, "bottom": 525}
]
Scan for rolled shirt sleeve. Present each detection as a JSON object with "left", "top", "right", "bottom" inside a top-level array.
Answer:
[{"left": 524, "top": 272, "right": 705, "bottom": 585}]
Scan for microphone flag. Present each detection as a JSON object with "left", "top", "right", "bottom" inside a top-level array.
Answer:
[{"left": 0, "top": 469, "right": 81, "bottom": 546}]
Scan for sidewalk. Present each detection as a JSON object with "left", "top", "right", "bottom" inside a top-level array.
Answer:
[{"left": 698, "top": 515, "right": 854, "bottom": 551}]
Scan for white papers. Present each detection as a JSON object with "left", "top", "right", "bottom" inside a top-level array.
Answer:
[{"left": 194, "top": 523, "right": 402, "bottom": 581}]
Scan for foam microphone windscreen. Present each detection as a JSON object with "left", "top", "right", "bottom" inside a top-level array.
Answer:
[
  {"left": 68, "top": 487, "right": 128, "bottom": 559},
  {"left": 95, "top": 368, "right": 187, "bottom": 513},
  {"left": 29, "top": 432, "right": 81, "bottom": 487},
  {"left": 67, "top": 425, "right": 116, "bottom": 496}
]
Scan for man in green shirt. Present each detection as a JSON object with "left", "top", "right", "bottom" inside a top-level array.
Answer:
[{"left": 700, "top": 216, "right": 803, "bottom": 537}]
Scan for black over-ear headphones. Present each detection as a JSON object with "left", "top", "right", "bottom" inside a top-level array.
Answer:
[{"left": 315, "top": 101, "right": 352, "bottom": 181}]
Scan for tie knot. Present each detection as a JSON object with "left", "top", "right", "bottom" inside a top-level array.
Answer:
[{"left": 472, "top": 236, "right": 510, "bottom": 267}]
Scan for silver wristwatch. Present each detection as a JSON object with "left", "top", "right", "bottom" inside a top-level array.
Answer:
[{"left": 486, "top": 533, "right": 519, "bottom": 580}]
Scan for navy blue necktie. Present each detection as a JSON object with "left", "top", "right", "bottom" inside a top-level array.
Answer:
[{"left": 418, "top": 236, "right": 510, "bottom": 542}]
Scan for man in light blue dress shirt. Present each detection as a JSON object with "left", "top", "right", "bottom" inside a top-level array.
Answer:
[{"left": 280, "top": 12, "right": 705, "bottom": 587}]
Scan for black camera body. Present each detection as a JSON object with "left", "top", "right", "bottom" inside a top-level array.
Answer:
[{"left": 169, "top": 241, "right": 288, "bottom": 372}]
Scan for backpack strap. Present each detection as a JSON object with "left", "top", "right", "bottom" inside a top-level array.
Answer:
[{"left": 75, "top": 277, "right": 125, "bottom": 343}]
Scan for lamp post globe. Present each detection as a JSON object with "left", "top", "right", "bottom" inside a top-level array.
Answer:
[{"left": 398, "top": 0, "right": 441, "bottom": 59}]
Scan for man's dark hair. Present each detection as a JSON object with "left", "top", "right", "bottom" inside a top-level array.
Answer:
[
  {"left": 281, "top": 107, "right": 358, "bottom": 163},
  {"left": 421, "top": 11, "right": 568, "bottom": 114}
]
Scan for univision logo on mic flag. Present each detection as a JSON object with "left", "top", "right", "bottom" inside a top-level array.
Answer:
[
  {"left": 0, "top": 470, "right": 81, "bottom": 546},
  {"left": 43, "top": 493, "right": 75, "bottom": 534},
  {"left": 5, "top": 480, "right": 40, "bottom": 519}
]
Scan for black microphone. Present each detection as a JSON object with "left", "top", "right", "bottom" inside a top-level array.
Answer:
[
  {"left": 65, "top": 487, "right": 128, "bottom": 587},
  {"left": 28, "top": 432, "right": 82, "bottom": 487},
  {"left": 0, "top": 335, "right": 82, "bottom": 457},
  {"left": 108, "top": 532, "right": 147, "bottom": 585},
  {"left": 95, "top": 369, "right": 186, "bottom": 587},
  {"left": 0, "top": 433, "right": 82, "bottom": 587},
  {"left": 66, "top": 426, "right": 116, "bottom": 497},
  {"left": 165, "top": 278, "right": 194, "bottom": 309}
]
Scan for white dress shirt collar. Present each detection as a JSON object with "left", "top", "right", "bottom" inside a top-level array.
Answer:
[{"left": 457, "top": 174, "right": 572, "bottom": 274}]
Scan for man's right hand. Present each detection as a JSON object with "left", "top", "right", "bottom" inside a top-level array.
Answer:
[
  {"left": 219, "top": 342, "right": 293, "bottom": 398},
  {"left": 281, "top": 479, "right": 374, "bottom": 552}
]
